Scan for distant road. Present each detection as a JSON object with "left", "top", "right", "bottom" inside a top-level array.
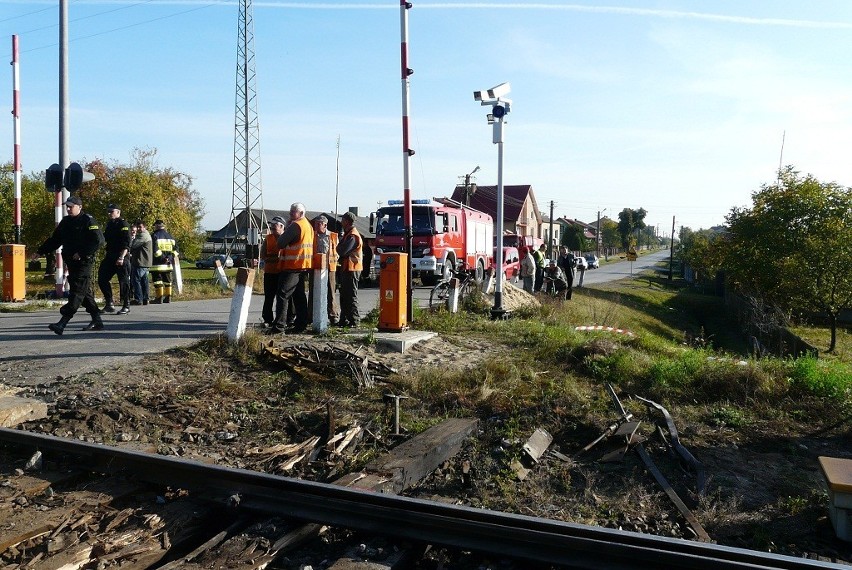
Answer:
[
  {"left": 578, "top": 249, "right": 672, "bottom": 287},
  {"left": 1, "top": 251, "right": 670, "bottom": 387}
]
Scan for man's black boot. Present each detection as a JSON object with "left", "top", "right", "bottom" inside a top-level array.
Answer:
[
  {"left": 48, "top": 316, "right": 71, "bottom": 336},
  {"left": 99, "top": 303, "right": 116, "bottom": 314},
  {"left": 82, "top": 320, "right": 104, "bottom": 331}
]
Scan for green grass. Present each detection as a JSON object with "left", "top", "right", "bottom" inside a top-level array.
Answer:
[
  {"left": 411, "top": 271, "right": 852, "bottom": 417},
  {"left": 788, "top": 325, "right": 852, "bottom": 364}
]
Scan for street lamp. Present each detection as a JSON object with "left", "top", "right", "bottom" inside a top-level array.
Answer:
[
  {"left": 473, "top": 82, "right": 511, "bottom": 319},
  {"left": 463, "top": 166, "right": 480, "bottom": 206},
  {"left": 596, "top": 208, "right": 607, "bottom": 257}
]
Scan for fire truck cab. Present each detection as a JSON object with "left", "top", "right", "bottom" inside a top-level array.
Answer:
[{"left": 371, "top": 198, "right": 494, "bottom": 286}]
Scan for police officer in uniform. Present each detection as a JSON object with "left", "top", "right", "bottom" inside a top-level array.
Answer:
[
  {"left": 37, "top": 195, "right": 105, "bottom": 335},
  {"left": 97, "top": 203, "right": 132, "bottom": 314}
]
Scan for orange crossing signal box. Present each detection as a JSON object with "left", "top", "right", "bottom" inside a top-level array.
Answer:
[
  {"left": 2, "top": 244, "right": 26, "bottom": 302},
  {"left": 378, "top": 253, "right": 408, "bottom": 332}
]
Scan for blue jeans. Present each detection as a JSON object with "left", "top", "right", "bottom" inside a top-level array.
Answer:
[{"left": 132, "top": 267, "right": 150, "bottom": 302}]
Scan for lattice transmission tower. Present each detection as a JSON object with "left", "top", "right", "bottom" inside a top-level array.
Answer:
[{"left": 226, "top": 0, "right": 266, "bottom": 262}]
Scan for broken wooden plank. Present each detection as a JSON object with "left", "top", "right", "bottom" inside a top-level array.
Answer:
[{"left": 362, "top": 418, "right": 479, "bottom": 494}]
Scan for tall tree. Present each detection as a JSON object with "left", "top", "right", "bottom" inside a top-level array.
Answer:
[
  {"left": 82, "top": 148, "right": 206, "bottom": 260},
  {"left": 617, "top": 207, "right": 647, "bottom": 248},
  {"left": 1, "top": 149, "right": 205, "bottom": 261},
  {"left": 723, "top": 166, "right": 852, "bottom": 352},
  {"left": 600, "top": 219, "right": 620, "bottom": 253},
  {"left": 562, "top": 223, "right": 589, "bottom": 252}
]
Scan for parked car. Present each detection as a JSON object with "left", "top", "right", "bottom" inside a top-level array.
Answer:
[
  {"left": 196, "top": 254, "right": 233, "bottom": 269},
  {"left": 496, "top": 246, "right": 520, "bottom": 283},
  {"left": 231, "top": 254, "right": 254, "bottom": 268},
  {"left": 584, "top": 254, "right": 599, "bottom": 269}
]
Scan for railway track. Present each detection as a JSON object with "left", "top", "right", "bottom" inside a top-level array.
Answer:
[{"left": 0, "top": 427, "right": 845, "bottom": 570}]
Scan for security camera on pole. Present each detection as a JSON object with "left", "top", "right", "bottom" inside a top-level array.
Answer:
[{"left": 473, "top": 82, "right": 511, "bottom": 319}]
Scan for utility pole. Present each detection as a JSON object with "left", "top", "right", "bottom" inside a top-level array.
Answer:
[
  {"left": 463, "top": 165, "right": 479, "bottom": 206},
  {"left": 668, "top": 215, "right": 675, "bottom": 281},
  {"left": 547, "top": 201, "right": 554, "bottom": 259},
  {"left": 227, "top": 0, "right": 267, "bottom": 263}
]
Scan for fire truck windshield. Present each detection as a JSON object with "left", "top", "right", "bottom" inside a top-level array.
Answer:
[{"left": 376, "top": 208, "right": 435, "bottom": 236}]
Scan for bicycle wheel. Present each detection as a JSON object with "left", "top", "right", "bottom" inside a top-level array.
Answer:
[
  {"left": 429, "top": 281, "right": 450, "bottom": 309},
  {"left": 458, "top": 278, "right": 478, "bottom": 304}
]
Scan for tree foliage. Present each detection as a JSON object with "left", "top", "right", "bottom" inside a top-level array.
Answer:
[
  {"left": 82, "top": 148, "right": 206, "bottom": 259},
  {"left": 679, "top": 227, "right": 724, "bottom": 284},
  {"left": 617, "top": 207, "right": 647, "bottom": 248},
  {"left": 562, "top": 223, "right": 589, "bottom": 252},
  {"left": 600, "top": 219, "right": 620, "bottom": 252},
  {"left": 0, "top": 164, "right": 58, "bottom": 251},
  {"left": 2, "top": 149, "right": 205, "bottom": 260},
  {"left": 722, "top": 166, "right": 852, "bottom": 352}
]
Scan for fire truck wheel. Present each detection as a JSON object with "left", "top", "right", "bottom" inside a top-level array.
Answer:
[{"left": 474, "top": 259, "right": 486, "bottom": 284}]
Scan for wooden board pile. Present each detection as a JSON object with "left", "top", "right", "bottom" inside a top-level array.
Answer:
[{"left": 260, "top": 341, "right": 398, "bottom": 389}]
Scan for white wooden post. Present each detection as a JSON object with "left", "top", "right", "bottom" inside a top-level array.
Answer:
[
  {"left": 226, "top": 267, "right": 255, "bottom": 342},
  {"left": 312, "top": 253, "right": 328, "bottom": 333},
  {"left": 447, "top": 277, "right": 460, "bottom": 313}
]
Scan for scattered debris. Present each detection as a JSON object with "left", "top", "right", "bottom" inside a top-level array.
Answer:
[
  {"left": 522, "top": 428, "right": 553, "bottom": 464},
  {"left": 574, "top": 325, "right": 635, "bottom": 337},
  {"left": 261, "top": 341, "right": 398, "bottom": 389}
]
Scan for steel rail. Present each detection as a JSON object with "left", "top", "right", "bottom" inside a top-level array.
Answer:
[{"left": 0, "top": 428, "right": 843, "bottom": 570}]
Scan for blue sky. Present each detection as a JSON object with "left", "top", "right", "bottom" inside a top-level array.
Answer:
[{"left": 3, "top": 1, "right": 852, "bottom": 236}]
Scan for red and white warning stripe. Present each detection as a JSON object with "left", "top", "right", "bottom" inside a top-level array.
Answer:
[
  {"left": 574, "top": 325, "right": 635, "bottom": 337},
  {"left": 12, "top": 35, "right": 22, "bottom": 243}
]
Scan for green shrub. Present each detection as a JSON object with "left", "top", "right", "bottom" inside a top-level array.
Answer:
[{"left": 787, "top": 357, "right": 852, "bottom": 402}]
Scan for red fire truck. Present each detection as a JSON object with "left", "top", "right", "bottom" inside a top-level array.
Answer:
[{"left": 370, "top": 198, "right": 494, "bottom": 285}]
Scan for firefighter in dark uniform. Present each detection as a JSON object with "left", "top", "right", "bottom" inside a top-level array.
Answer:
[
  {"left": 37, "top": 195, "right": 105, "bottom": 335},
  {"left": 97, "top": 203, "right": 132, "bottom": 314},
  {"left": 150, "top": 219, "right": 177, "bottom": 303}
]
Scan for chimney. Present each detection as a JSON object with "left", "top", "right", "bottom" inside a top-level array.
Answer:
[{"left": 348, "top": 207, "right": 359, "bottom": 217}]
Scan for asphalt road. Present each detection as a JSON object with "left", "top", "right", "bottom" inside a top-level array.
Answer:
[{"left": 0, "top": 250, "right": 671, "bottom": 387}]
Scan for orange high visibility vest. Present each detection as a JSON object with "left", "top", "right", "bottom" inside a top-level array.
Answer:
[
  {"left": 281, "top": 217, "right": 314, "bottom": 270},
  {"left": 340, "top": 228, "right": 363, "bottom": 272},
  {"left": 263, "top": 233, "right": 282, "bottom": 274},
  {"left": 313, "top": 231, "right": 339, "bottom": 270}
]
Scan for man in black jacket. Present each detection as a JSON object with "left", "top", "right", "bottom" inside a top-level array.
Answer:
[
  {"left": 97, "top": 203, "right": 132, "bottom": 314},
  {"left": 37, "top": 195, "right": 105, "bottom": 335}
]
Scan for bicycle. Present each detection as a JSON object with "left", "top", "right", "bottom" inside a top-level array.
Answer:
[{"left": 428, "top": 267, "right": 478, "bottom": 310}]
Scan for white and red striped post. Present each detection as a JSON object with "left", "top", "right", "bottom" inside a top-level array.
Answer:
[
  {"left": 11, "top": 35, "right": 22, "bottom": 244},
  {"left": 399, "top": 0, "right": 414, "bottom": 322}
]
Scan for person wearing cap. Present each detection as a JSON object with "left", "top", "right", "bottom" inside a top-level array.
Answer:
[
  {"left": 260, "top": 215, "right": 286, "bottom": 327},
  {"left": 37, "top": 195, "right": 105, "bottom": 335},
  {"left": 543, "top": 258, "right": 569, "bottom": 299},
  {"left": 556, "top": 245, "right": 576, "bottom": 300},
  {"left": 150, "top": 219, "right": 177, "bottom": 304},
  {"left": 129, "top": 219, "right": 153, "bottom": 305},
  {"left": 335, "top": 211, "right": 363, "bottom": 328},
  {"left": 97, "top": 204, "right": 132, "bottom": 315},
  {"left": 308, "top": 214, "right": 340, "bottom": 325},
  {"left": 271, "top": 203, "right": 314, "bottom": 334}
]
